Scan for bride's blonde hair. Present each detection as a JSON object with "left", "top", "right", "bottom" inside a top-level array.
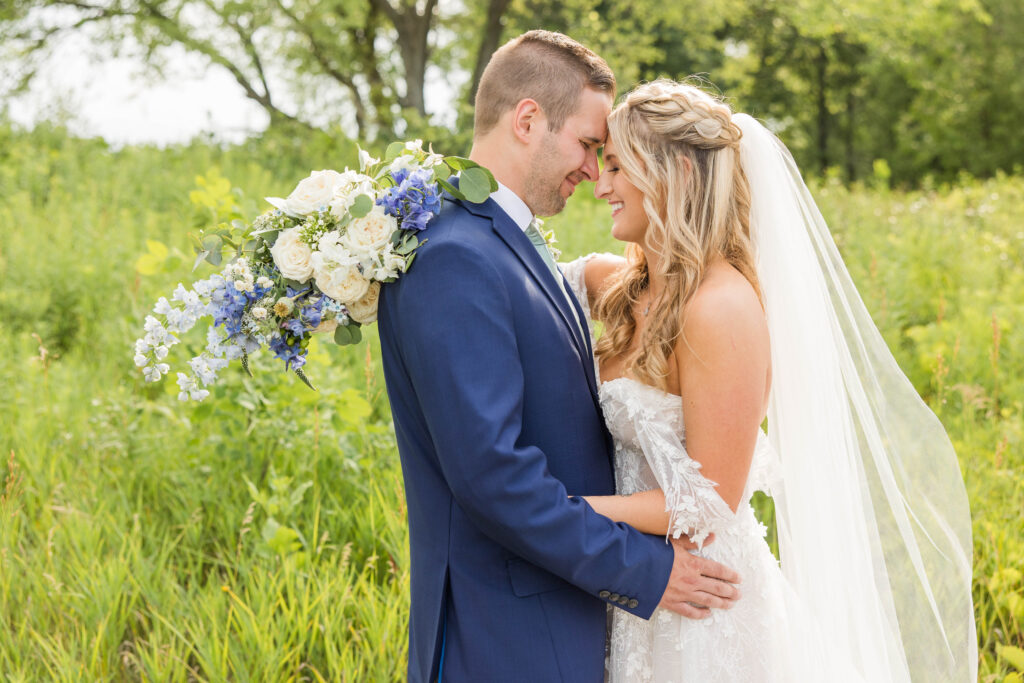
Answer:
[{"left": 594, "top": 79, "right": 761, "bottom": 389}]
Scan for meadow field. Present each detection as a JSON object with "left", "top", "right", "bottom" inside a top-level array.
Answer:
[{"left": 0, "top": 123, "right": 1021, "bottom": 680}]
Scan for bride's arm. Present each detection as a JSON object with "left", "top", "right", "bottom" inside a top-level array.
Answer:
[
  {"left": 581, "top": 253, "right": 626, "bottom": 316},
  {"left": 583, "top": 489, "right": 672, "bottom": 536},
  {"left": 676, "top": 275, "right": 770, "bottom": 512}
]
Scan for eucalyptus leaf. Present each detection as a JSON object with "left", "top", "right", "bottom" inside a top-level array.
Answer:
[
  {"left": 350, "top": 194, "right": 374, "bottom": 218},
  {"left": 256, "top": 229, "right": 280, "bottom": 246},
  {"left": 385, "top": 141, "right": 405, "bottom": 161},
  {"left": 202, "top": 235, "right": 222, "bottom": 252},
  {"left": 205, "top": 249, "right": 223, "bottom": 266},
  {"left": 460, "top": 167, "right": 492, "bottom": 203},
  {"left": 334, "top": 324, "right": 355, "bottom": 345},
  {"left": 444, "top": 157, "right": 480, "bottom": 171},
  {"left": 397, "top": 234, "right": 419, "bottom": 255}
]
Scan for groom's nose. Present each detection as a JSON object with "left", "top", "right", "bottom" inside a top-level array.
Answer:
[{"left": 580, "top": 147, "right": 600, "bottom": 182}]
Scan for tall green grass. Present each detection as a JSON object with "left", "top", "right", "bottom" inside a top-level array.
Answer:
[{"left": 0, "top": 123, "right": 1021, "bottom": 680}]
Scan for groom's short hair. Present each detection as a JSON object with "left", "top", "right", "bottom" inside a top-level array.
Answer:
[{"left": 474, "top": 31, "right": 615, "bottom": 138}]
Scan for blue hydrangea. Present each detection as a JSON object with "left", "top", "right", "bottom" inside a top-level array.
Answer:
[{"left": 377, "top": 168, "right": 441, "bottom": 233}]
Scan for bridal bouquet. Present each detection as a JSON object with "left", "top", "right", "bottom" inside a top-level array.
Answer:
[{"left": 133, "top": 140, "right": 495, "bottom": 401}]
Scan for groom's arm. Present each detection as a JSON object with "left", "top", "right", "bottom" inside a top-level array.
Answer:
[{"left": 387, "top": 238, "right": 673, "bottom": 618}]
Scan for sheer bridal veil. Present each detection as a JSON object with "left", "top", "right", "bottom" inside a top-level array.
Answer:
[{"left": 734, "top": 114, "right": 977, "bottom": 681}]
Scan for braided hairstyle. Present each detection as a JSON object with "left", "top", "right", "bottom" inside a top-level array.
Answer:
[{"left": 593, "top": 79, "right": 762, "bottom": 389}]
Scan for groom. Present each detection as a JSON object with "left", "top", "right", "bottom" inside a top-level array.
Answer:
[{"left": 379, "top": 30, "right": 740, "bottom": 682}]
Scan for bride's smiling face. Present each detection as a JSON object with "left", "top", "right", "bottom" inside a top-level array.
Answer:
[{"left": 595, "top": 137, "right": 648, "bottom": 244}]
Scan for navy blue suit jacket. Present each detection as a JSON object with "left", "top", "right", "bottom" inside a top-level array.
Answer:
[{"left": 378, "top": 188, "right": 675, "bottom": 682}]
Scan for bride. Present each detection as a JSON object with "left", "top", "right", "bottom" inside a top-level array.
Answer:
[{"left": 562, "top": 80, "right": 977, "bottom": 681}]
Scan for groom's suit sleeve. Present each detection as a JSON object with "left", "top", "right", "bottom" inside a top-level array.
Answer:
[{"left": 387, "top": 236, "right": 673, "bottom": 619}]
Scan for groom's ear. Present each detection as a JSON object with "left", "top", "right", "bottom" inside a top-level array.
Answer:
[{"left": 511, "top": 98, "right": 545, "bottom": 144}]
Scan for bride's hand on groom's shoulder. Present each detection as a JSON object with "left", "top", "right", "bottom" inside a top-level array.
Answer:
[{"left": 658, "top": 538, "right": 742, "bottom": 619}]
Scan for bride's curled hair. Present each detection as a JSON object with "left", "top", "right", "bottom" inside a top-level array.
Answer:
[{"left": 594, "top": 79, "right": 762, "bottom": 389}]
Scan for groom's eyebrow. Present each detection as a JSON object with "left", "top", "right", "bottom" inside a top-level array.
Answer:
[{"left": 581, "top": 136, "right": 602, "bottom": 148}]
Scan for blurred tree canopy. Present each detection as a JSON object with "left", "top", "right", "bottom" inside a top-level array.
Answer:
[{"left": 2, "top": 0, "right": 1022, "bottom": 184}]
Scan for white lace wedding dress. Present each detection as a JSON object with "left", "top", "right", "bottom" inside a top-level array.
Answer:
[{"left": 563, "top": 256, "right": 859, "bottom": 683}]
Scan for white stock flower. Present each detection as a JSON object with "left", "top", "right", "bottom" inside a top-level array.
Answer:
[
  {"left": 315, "top": 263, "right": 371, "bottom": 303},
  {"left": 358, "top": 149, "right": 380, "bottom": 171},
  {"left": 256, "top": 276, "right": 273, "bottom": 288},
  {"left": 251, "top": 306, "right": 268, "bottom": 320},
  {"left": 389, "top": 154, "right": 419, "bottom": 174},
  {"left": 345, "top": 281, "right": 381, "bottom": 324},
  {"left": 270, "top": 227, "right": 314, "bottom": 282},
  {"left": 343, "top": 206, "right": 398, "bottom": 255},
  {"left": 134, "top": 354, "right": 148, "bottom": 367},
  {"left": 274, "top": 170, "right": 345, "bottom": 216},
  {"left": 328, "top": 170, "right": 377, "bottom": 219}
]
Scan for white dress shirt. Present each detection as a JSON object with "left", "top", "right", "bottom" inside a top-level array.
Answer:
[{"left": 489, "top": 181, "right": 534, "bottom": 232}]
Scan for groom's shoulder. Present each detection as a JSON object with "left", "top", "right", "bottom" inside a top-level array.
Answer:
[{"left": 416, "top": 197, "right": 498, "bottom": 254}]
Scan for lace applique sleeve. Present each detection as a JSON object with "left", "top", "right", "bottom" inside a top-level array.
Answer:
[
  {"left": 635, "top": 414, "right": 734, "bottom": 549},
  {"left": 561, "top": 254, "right": 599, "bottom": 325},
  {"left": 603, "top": 384, "right": 735, "bottom": 549}
]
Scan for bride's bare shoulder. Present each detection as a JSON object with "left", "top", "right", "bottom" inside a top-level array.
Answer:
[
  {"left": 679, "top": 261, "right": 767, "bottom": 355},
  {"left": 582, "top": 253, "right": 627, "bottom": 302}
]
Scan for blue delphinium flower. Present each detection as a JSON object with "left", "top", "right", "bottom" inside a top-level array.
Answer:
[
  {"left": 377, "top": 168, "right": 441, "bottom": 233},
  {"left": 268, "top": 333, "right": 306, "bottom": 370}
]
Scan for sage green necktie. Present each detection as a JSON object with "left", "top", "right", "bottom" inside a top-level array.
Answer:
[
  {"left": 524, "top": 220, "right": 560, "bottom": 282},
  {"left": 524, "top": 219, "right": 584, "bottom": 339}
]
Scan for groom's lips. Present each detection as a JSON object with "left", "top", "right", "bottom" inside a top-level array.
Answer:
[{"left": 563, "top": 173, "right": 585, "bottom": 195}]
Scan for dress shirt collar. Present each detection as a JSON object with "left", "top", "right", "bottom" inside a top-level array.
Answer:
[{"left": 489, "top": 180, "right": 534, "bottom": 232}]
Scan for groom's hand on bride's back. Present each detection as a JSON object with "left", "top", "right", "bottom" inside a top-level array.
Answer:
[{"left": 658, "top": 537, "right": 742, "bottom": 619}]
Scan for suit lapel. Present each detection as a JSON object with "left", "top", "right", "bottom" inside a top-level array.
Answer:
[
  {"left": 562, "top": 276, "right": 600, "bottom": 399},
  {"left": 459, "top": 196, "right": 590, "bottom": 360}
]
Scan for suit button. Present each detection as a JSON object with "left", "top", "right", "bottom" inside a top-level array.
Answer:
[
  {"left": 598, "top": 590, "right": 610, "bottom": 599},
  {"left": 628, "top": 599, "right": 639, "bottom": 609},
  {"left": 609, "top": 593, "right": 620, "bottom": 602},
  {"left": 617, "top": 596, "right": 629, "bottom": 605}
]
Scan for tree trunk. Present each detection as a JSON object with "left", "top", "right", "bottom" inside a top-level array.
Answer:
[
  {"left": 373, "top": 0, "right": 439, "bottom": 117},
  {"left": 467, "top": 0, "right": 512, "bottom": 107}
]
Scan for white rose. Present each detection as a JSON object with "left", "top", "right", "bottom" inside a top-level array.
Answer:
[
  {"left": 344, "top": 206, "right": 398, "bottom": 254},
  {"left": 270, "top": 227, "right": 314, "bottom": 282},
  {"left": 346, "top": 281, "right": 381, "bottom": 324},
  {"left": 315, "top": 263, "right": 371, "bottom": 303},
  {"left": 280, "top": 170, "right": 345, "bottom": 216}
]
